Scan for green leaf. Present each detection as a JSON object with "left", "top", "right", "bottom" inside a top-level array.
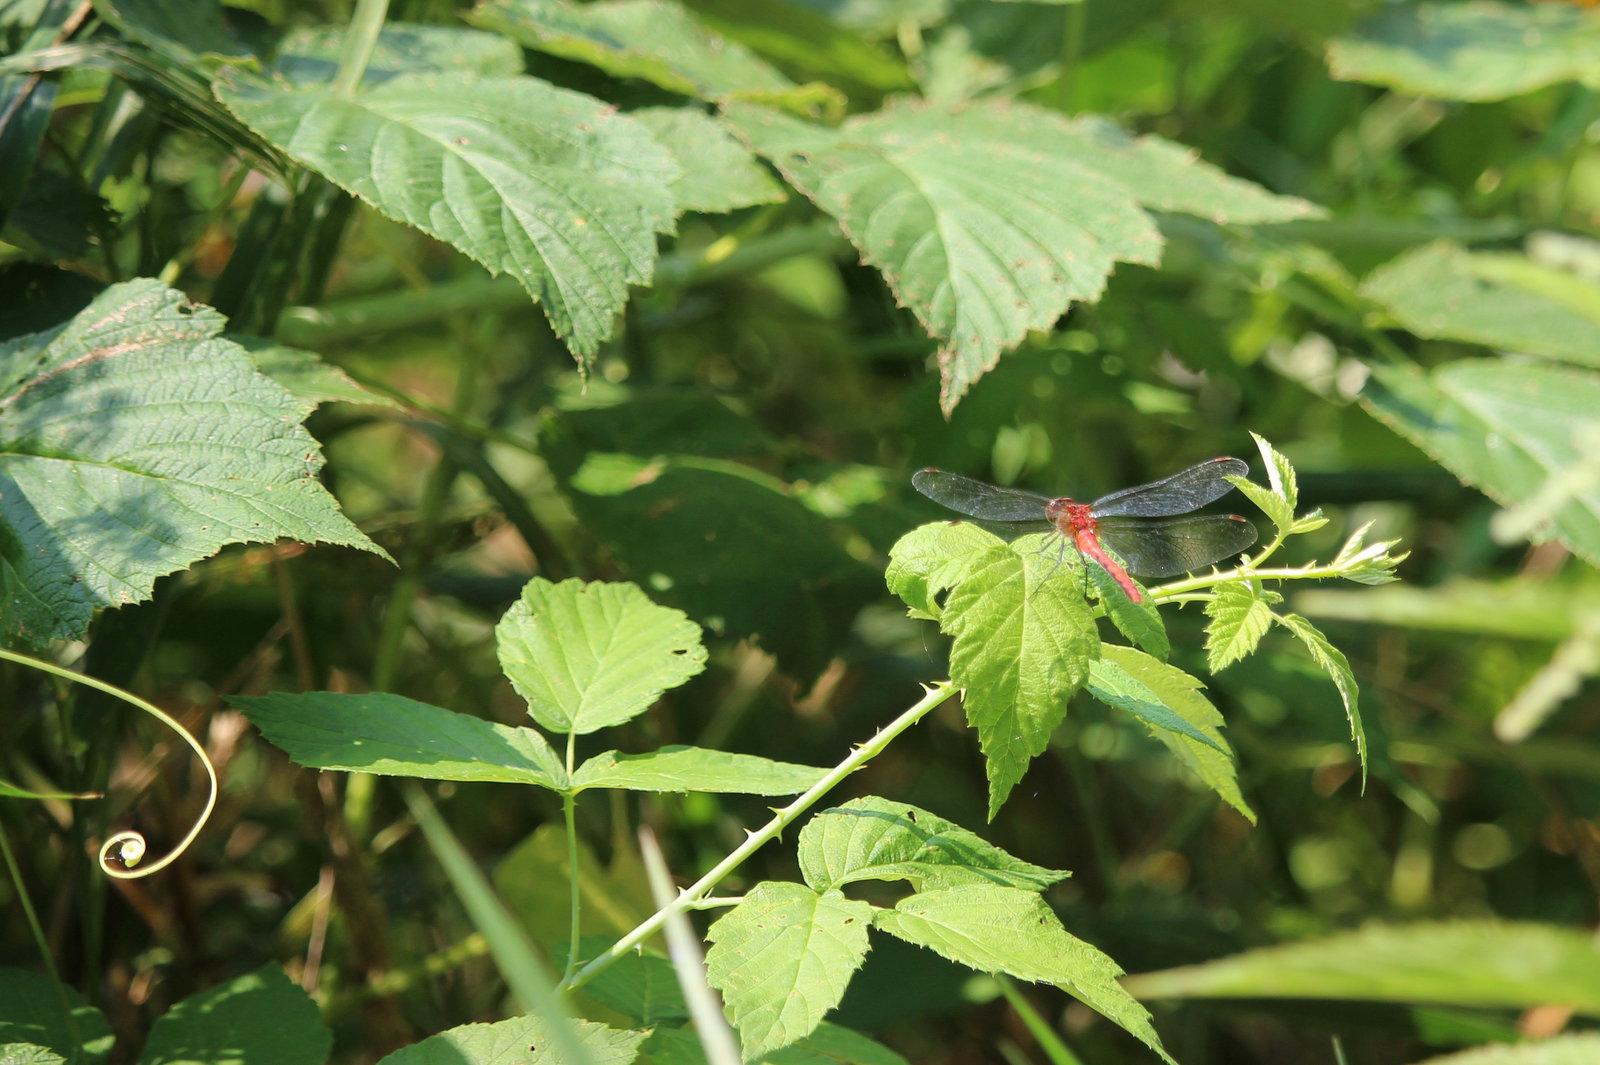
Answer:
[
  {"left": 0, "top": 1045, "right": 66, "bottom": 1065},
  {"left": 1412, "top": 1034, "right": 1600, "bottom": 1065},
  {"left": 0, "top": 779, "right": 98, "bottom": 800},
  {"left": 142, "top": 964, "right": 330, "bottom": 1065},
  {"left": 496, "top": 826, "right": 656, "bottom": 951},
  {"left": 571, "top": 745, "right": 826, "bottom": 794},
  {"left": 641, "top": 1022, "right": 910, "bottom": 1065},
  {"left": 1276, "top": 612, "right": 1368, "bottom": 782},
  {"left": 233, "top": 337, "right": 398, "bottom": 412},
  {"left": 578, "top": 944, "right": 688, "bottom": 1024},
  {"left": 1087, "top": 644, "right": 1254, "bottom": 823},
  {"left": 724, "top": 99, "right": 1317, "bottom": 412},
  {"left": 275, "top": 23, "right": 526, "bottom": 83},
  {"left": 1229, "top": 433, "right": 1294, "bottom": 537},
  {"left": 630, "top": 106, "right": 787, "bottom": 215},
  {"left": 231, "top": 691, "right": 567, "bottom": 787},
  {"left": 97, "top": 0, "right": 249, "bottom": 60},
  {"left": 704, "top": 882, "right": 873, "bottom": 1059},
  {"left": 0, "top": 279, "right": 386, "bottom": 647},
  {"left": 1363, "top": 360, "right": 1600, "bottom": 568},
  {"left": 1361, "top": 242, "right": 1600, "bottom": 367},
  {"left": 681, "top": 0, "right": 916, "bottom": 96},
  {"left": 796, "top": 795, "right": 1068, "bottom": 893},
  {"left": 0, "top": 967, "right": 113, "bottom": 1065},
  {"left": 1328, "top": 2, "right": 1600, "bottom": 102},
  {"left": 885, "top": 520, "right": 1006, "bottom": 619},
  {"left": 943, "top": 545, "right": 1097, "bottom": 819},
  {"left": 1094, "top": 566, "right": 1168, "bottom": 659},
  {"left": 1203, "top": 581, "right": 1275, "bottom": 673},
  {"left": 541, "top": 426, "right": 879, "bottom": 686},
  {"left": 466, "top": 0, "right": 831, "bottom": 113},
  {"left": 375, "top": 1016, "right": 646, "bottom": 1065},
  {"left": 215, "top": 70, "right": 678, "bottom": 358},
  {"left": 496, "top": 578, "right": 708, "bottom": 735},
  {"left": 1124, "top": 920, "right": 1600, "bottom": 1015},
  {"left": 872, "top": 885, "right": 1174, "bottom": 1065}
]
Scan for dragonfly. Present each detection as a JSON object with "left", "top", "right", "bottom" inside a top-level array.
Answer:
[{"left": 911, "top": 457, "right": 1258, "bottom": 604}]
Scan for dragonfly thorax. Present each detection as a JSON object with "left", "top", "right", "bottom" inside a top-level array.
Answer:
[{"left": 1044, "top": 498, "right": 1095, "bottom": 535}]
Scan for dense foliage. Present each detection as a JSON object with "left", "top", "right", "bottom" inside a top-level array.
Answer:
[{"left": 2, "top": 1, "right": 1599, "bottom": 1064}]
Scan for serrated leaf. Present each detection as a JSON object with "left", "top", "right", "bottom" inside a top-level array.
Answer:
[
  {"left": 631, "top": 107, "right": 787, "bottom": 214},
  {"left": 0, "top": 1043, "right": 66, "bottom": 1065},
  {"left": 142, "top": 965, "right": 330, "bottom": 1065},
  {"left": 1414, "top": 1034, "right": 1600, "bottom": 1065},
  {"left": 872, "top": 885, "right": 1174, "bottom": 1065},
  {"left": 571, "top": 745, "right": 825, "bottom": 794},
  {"left": 944, "top": 546, "right": 1097, "bottom": 819},
  {"left": 641, "top": 1021, "right": 907, "bottom": 1065},
  {"left": 467, "top": 0, "right": 827, "bottom": 113},
  {"left": 496, "top": 578, "right": 708, "bottom": 735},
  {"left": 376, "top": 1016, "right": 646, "bottom": 1065},
  {"left": 1363, "top": 360, "right": 1600, "bottom": 568},
  {"left": 885, "top": 520, "right": 1006, "bottom": 619},
  {"left": 234, "top": 337, "right": 398, "bottom": 412},
  {"left": 0, "top": 279, "right": 386, "bottom": 647},
  {"left": 0, "top": 967, "right": 113, "bottom": 1065},
  {"left": 577, "top": 942, "right": 688, "bottom": 1024},
  {"left": 681, "top": 0, "right": 915, "bottom": 97},
  {"left": 232, "top": 692, "right": 568, "bottom": 787},
  {"left": 1361, "top": 242, "right": 1600, "bottom": 367},
  {"left": 275, "top": 23, "right": 526, "bottom": 83},
  {"left": 704, "top": 882, "right": 872, "bottom": 1059},
  {"left": 215, "top": 70, "right": 678, "bottom": 358},
  {"left": 724, "top": 99, "right": 1316, "bottom": 412},
  {"left": 1204, "top": 581, "right": 1274, "bottom": 672},
  {"left": 1087, "top": 644, "right": 1254, "bottom": 823},
  {"left": 1277, "top": 612, "right": 1367, "bottom": 782},
  {"left": 796, "top": 796, "right": 1068, "bottom": 893},
  {"left": 1093, "top": 564, "right": 1168, "bottom": 659},
  {"left": 1328, "top": 2, "right": 1600, "bottom": 102},
  {"left": 1124, "top": 920, "right": 1600, "bottom": 1015}
]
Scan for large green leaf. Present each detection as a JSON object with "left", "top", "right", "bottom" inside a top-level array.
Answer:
[
  {"left": 704, "top": 882, "right": 873, "bottom": 1059},
  {"left": 796, "top": 796, "right": 1067, "bottom": 892},
  {"left": 496, "top": 578, "right": 708, "bottom": 735},
  {"left": 375, "top": 1016, "right": 646, "bottom": 1065},
  {"left": 1362, "top": 243, "right": 1600, "bottom": 367},
  {"left": 724, "top": 99, "right": 1318, "bottom": 412},
  {"left": 1328, "top": 2, "right": 1600, "bottom": 102},
  {"left": 496, "top": 826, "right": 656, "bottom": 951},
  {"left": 142, "top": 965, "right": 330, "bottom": 1065},
  {"left": 1124, "top": 920, "right": 1600, "bottom": 1014},
  {"left": 942, "top": 543, "right": 1098, "bottom": 819},
  {"left": 571, "top": 745, "right": 826, "bottom": 794},
  {"left": 541, "top": 416, "right": 879, "bottom": 686},
  {"left": 884, "top": 519, "right": 1004, "bottom": 620},
  {"left": 1413, "top": 1035, "right": 1600, "bottom": 1065},
  {"left": 233, "top": 337, "right": 399, "bottom": 412},
  {"left": 274, "top": 23, "right": 525, "bottom": 83},
  {"left": 641, "top": 1021, "right": 909, "bottom": 1065},
  {"left": 872, "top": 885, "right": 1173, "bottom": 1065},
  {"left": 466, "top": 0, "right": 833, "bottom": 113},
  {"left": 215, "top": 70, "right": 678, "bottom": 358},
  {"left": 0, "top": 1044, "right": 66, "bottom": 1065},
  {"left": 630, "top": 107, "right": 787, "bottom": 215},
  {"left": 0, "top": 280, "right": 385, "bottom": 646},
  {"left": 232, "top": 691, "right": 568, "bottom": 787},
  {"left": 1085, "top": 645, "right": 1254, "bottom": 823},
  {"left": 0, "top": 967, "right": 113, "bottom": 1065},
  {"left": 1364, "top": 360, "right": 1600, "bottom": 568}
]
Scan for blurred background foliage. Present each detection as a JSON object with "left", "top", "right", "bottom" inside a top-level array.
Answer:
[{"left": 2, "top": 0, "right": 1599, "bottom": 1062}]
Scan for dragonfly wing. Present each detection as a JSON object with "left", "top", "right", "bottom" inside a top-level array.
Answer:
[
  {"left": 911, "top": 468, "right": 1053, "bottom": 522},
  {"left": 1091, "top": 457, "right": 1249, "bottom": 518},
  {"left": 1096, "top": 515, "right": 1257, "bottom": 577}
]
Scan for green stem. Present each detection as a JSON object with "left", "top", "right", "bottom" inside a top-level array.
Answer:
[
  {"left": 332, "top": 0, "right": 388, "bottom": 98},
  {"left": 563, "top": 681, "right": 960, "bottom": 992},
  {"left": 0, "top": 821, "right": 84, "bottom": 1060},
  {"left": 1152, "top": 561, "right": 1355, "bottom": 601},
  {"left": 1056, "top": 1, "right": 1087, "bottom": 112},
  {"left": 563, "top": 731, "right": 581, "bottom": 984}
]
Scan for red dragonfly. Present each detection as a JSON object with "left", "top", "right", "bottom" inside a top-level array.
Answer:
[{"left": 912, "top": 457, "right": 1257, "bottom": 604}]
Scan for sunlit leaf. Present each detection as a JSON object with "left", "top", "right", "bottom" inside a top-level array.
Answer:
[
  {"left": 1412, "top": 1034, "right": 1600, "bottom": 1065},
  {"left": 496, "top": 578, "right": 706, "bottom": 735},
  {"left": 885, "top": 520, "right": 1006, "bottom": 619},
  {"left": 1362, "top": 242, "right": 1600, "bottom": 367},
  {"left": 943, "top": 546, "right": 1097, "bottom": 818},
  {"left": 576, "top": 941, "right": 688, "bottom": 1024},
  {"left": 571, "top": 746, "right": 825, "bottom": 794},
  {"left": 234, "top": 337, "right": 399, "bottom": 411},
  {"left": 1204, "top": 581, "right": 1275, "bottom": 672},
  {"left": 275, "top": 23, "right": 525, "bottom": 83},
  {"left": 1094, "top": 565, "right": 1168, "bottom": 659},
  {"left": 1124, "top": 920, "right": 1600, "bottom": 1015},
  {"left": 1364, "top": 360, "right": 1600, "bottom": 568},
  {"left": 872, "top": 886, "right": 1174, "bottom": 1065},
  {"left": 0, "top": 279, "right": 386, "bottom": 647},
  {"left": 1276, "top": 613, "right": 1368, "bottom": 783},
  {"left": 1087, "top": 644, "right": 1254, "bottom": 822},
  {"left": 724, "top": 99, "right": 1317, "bottom": 412},
  {"left": 0, "top": 1043, "right": 66, "bottom": 1065},
  {"left": 796, "top": 795, "right": 1068, "bottom": 892},
  {"left": 0, "top": 967, "right": 113, "bottom": 1065},
  {"left": 705, "top": 882, "right": 872, "bottom": 1059},
  {"left": 142, "top": 965, "right": 330, "bottom": 1065},
  {"left": 216, "top": 70, "right": 678, "bottom": 358},
  {"left": 1328, "top": 2, "right": 1600, "bottom": 101},
  {"left": 232, "top": 692, "right": 568, "bottom": 787},
  {"left": 631, "top": 106, "right": 787, "bottom": 214},
  {"left": 375, "top": 1016, "right": 646, "bottom": 1065}
]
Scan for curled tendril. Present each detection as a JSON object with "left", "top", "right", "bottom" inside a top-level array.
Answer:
[{"left": 0, "top": 647, "right": 217, "bottom": 880}]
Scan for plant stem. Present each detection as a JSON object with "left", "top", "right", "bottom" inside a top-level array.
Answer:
[
  {"left": 563, "top": 731, "right": 581, "bottom": 984},
  {"left": 563, "top": 681, "right": 960, "bottom": 992},
  {"left": 1152, "top": 561, "right": 1356, "bottom": 601}
]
